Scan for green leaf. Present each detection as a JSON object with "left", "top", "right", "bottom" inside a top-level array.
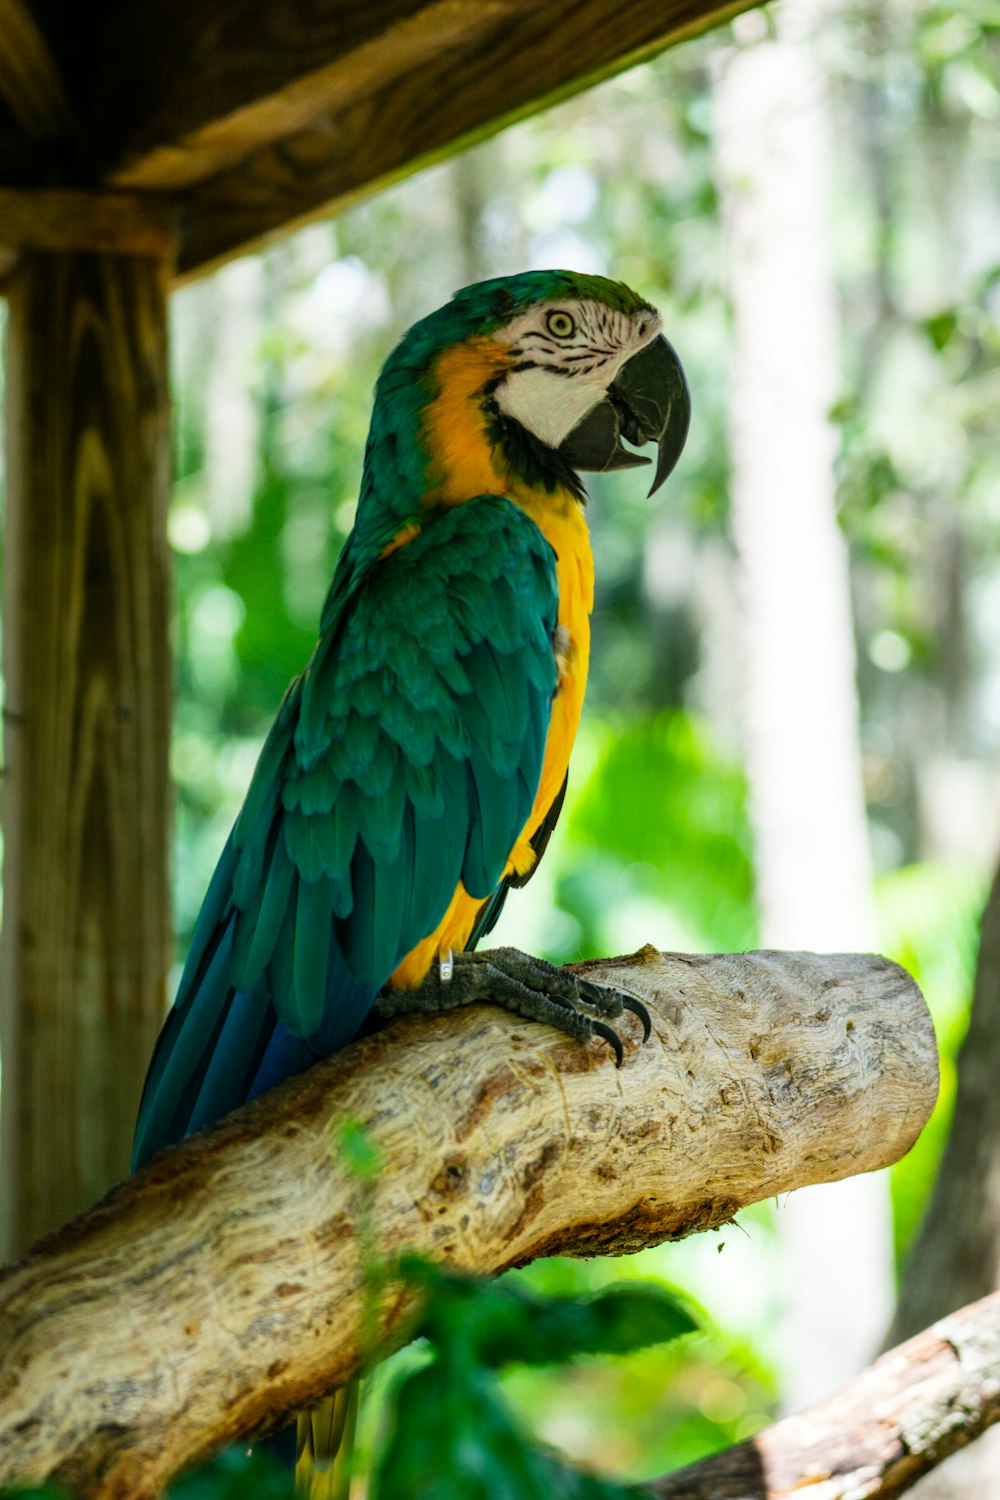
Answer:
[
  {"left": 920, "top": 309, "right": 959, "bottom": 351},
  {"left": 397, "top": 1259, "right": 698, "bottom": 1368},
  {"left": 475, "top": 1282, "right": 698, "bottom": 1369},
  {"left": 334, "top": 1116, "right": 385, "bottom": 1181},
  {"left": 368, "top": 1262, "right": 699, "bottom": 1495},
  {"left": 371, "top": 1359, "right": 636, "bottom": 1500}
]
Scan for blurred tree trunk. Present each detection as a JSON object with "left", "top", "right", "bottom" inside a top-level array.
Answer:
[
  {"left": 887, "top": 858, "right": 1000, "bottom": 1497},
  {"left": 891, "top": 862, "right": 1000, "bottom": 1339},
  {"left": 714, "top": 1, "right": 894, "bottom": 1410},
  {"left": 451, "top": 145, "right": 492, "bottom": 287}
]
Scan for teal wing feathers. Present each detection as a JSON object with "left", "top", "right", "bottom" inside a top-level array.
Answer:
[{"left": 133, "top": 496, "right": 559, "bottom": 1166}]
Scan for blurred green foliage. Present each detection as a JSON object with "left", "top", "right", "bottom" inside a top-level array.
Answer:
[
  {"left": 495, "top": 1241, "right": 777, "bottom": 1481},
  {"left": 370, "top": 1259, "right": 697, "bottom": 1499},
  {"left": 0, "top": 1490, "right": 69, "bottom": 1500},
  {"left": 875, "top": 862, "right": 985, "bottom": 1260},
  {"left": 563, "top": 713, "right": 757, "bottom": 957},
  {"left": 395, "top": 1257, "right": 698, "bottom": 1369},
  {"left": 166, "top": 1453, "right": 296, "bottom": 1500}
]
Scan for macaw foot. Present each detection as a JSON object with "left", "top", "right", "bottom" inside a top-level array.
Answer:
[{"left": 374, "top": 946, "right": 651, "bottom": 1065}]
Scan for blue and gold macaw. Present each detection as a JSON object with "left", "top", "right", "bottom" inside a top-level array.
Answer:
[{"left": 132, "top": 269, "right": 689, "bottom": 1483}]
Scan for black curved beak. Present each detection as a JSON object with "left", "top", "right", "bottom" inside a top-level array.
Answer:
[{"left": 557, "top": 334, "right": 691, "bottom": 496}]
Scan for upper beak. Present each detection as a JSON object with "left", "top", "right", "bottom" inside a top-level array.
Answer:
[{"left": 557, "top": 334, "right": 691, "bottom": 496}]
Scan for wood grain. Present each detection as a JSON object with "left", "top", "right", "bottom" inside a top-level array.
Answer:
[
  {"left": 0, "top": 251, "right": 173, "bottom": 1261},
  {"left": 0, "top": 948, "right": 937, "bottom": 1497},
  {"left": 166, "top": 0, "right": 749, "bottom": 279},
  {"left": 648, "top": 1291, "right": 1000, "bottom": 1499},
  {"left": 0, "top": 0, "right": 748, "bottom": 271},
  {"left": 99, "top": 0, "right": 541, "bottom": 191},
  {"left": 0, "top": 0, "right": 76, "bottom": 138},
  {"left": 0, "top": 188, "right": 177, "bottom": 260}
]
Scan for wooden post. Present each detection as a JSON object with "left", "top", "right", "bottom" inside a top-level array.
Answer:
[{"left": 1, "top": 251, "right": 172, "bottom": 1259}]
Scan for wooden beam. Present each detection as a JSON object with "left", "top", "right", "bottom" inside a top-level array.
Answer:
[
  {"left": 95, "top": 0, "right": 748, "bottom": 282},
  {"left": 0, "top": 0, "right": 747, "bottom": 275},
  {"left": 99, "top": 0, "right": 540, "bottom": 193},
  {"left": 0, "top": 187, "right": 177, "bottom": 263},
  {"left": 0, "top": 250, "right": 173, "bottom": 1260},
  {"left": 175, "top": 0, "right": 746, "bottom": 280},
  {"left": 0, "top": 949, "right": 937, "bottom": 1495},
  {"left": 0, "top": 0, "right": 77, "bottom": 138}
]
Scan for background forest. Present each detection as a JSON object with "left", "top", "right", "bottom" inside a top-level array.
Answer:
[{"left": 3, "top": 0, "right": 999, "bottom": 1491}]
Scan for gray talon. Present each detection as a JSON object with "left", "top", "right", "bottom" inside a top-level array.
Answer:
[
  {"left": 591, "top": 1021, "right": 625, "bottom": 1067},
  {"left": 622, "top": 994, "right": 652, "bottom": 1040},
  {"left": 377, "top": 947, "right": 651, "bottom": 1063},
  {"left": 577, "top": 977, "right": 625, "bottom": 1017}
]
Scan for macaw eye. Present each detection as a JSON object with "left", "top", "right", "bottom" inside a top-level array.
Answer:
[{"left": 546, "top": 310, "right": 576, "bottom": 339}]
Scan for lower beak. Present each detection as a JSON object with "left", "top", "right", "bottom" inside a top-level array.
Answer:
[{"left": 557, "top": 334, "right": 691, "bottom": 496}]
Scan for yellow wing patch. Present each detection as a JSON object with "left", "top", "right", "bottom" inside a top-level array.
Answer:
[{"left": 379, "top": 521, "right": 422, "bottom": 559}]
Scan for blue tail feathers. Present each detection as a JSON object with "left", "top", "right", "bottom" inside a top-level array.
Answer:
[{"left": 132, "top": 839, "right": 378, "bottom": 1170}]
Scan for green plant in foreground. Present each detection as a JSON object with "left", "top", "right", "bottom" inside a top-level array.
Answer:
[{"left": 369, "top": 1256, "right": 699, "bottom": 1499}]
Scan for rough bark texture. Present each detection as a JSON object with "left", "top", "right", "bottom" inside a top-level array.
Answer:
[
  {"left": 0, "top": 251, "right": 173, "bottom": 1262},
  {"left": 0, "top": 948, "right": 936, "bottom": 1499},
  {"left": 647, "top": 1290, "right": 1000, "bottom": 1499}
]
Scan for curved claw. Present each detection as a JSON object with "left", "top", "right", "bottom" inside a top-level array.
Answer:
[
  {"left": 577, "top": 977, "right": 623, "bottom": 1016},
  {"left": 621, "top": 993, "right": 652, "bottom": 1041},
  {"left": 591, "top": 1020, "right": 624, "bottom": 1067}
]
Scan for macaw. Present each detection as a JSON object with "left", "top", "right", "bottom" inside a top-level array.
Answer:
[{"left": 132, "top": 269, "right": 689, "bottom": 1484}]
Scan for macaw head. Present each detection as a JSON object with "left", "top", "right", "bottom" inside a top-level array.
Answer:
[
  {"left": 381, "top": 269, "right": 690, "bottom": 501},
  {"left": 346, "top": 271, "right": 690, "bottom": 571}
]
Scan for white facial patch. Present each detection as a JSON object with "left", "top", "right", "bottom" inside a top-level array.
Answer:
[{"left": 493, "top": 298, "right": 662, "bottom": 449}]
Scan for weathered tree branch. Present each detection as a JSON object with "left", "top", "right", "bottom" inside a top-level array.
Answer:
[
  {"left": 649, "top": 1289, "right": 1000, "bottom": 1499},
  {"left": 0, "top": 948, "right": 936, "bottom": 1498}
]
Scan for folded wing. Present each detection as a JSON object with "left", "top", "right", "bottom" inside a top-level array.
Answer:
[{"left": 132, "top": 496, "right": 559, "bottom": 1166}]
